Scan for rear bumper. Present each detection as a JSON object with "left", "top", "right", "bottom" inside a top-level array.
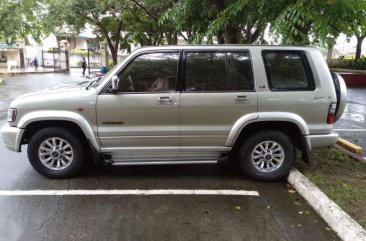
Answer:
[
  {"left": 306, "top": 132, "right": 338, "bottom": 149},
  {"left": 1, "top": 124, "right": 24, "bottom": 152}
]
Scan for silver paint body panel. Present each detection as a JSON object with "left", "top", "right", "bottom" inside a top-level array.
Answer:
[{"left": 1, "top": 45, "right": 345, "bottom": 164}]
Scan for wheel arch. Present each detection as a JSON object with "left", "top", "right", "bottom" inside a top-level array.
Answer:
[
  {"left": 18, "top": 111, "right": 100, "bottom": 152},
  {"left": 226, "top": 112, "right": 310, "bottom": 152}
]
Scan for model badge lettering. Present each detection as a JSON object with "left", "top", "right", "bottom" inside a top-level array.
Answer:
[{"left": 102, "top": 122, "right": 124, "bottom": 125}]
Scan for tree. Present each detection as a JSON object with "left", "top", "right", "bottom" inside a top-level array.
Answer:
[
  {"left": 125, "top": 0, "right": 177, "bottom": 46},
  {"left": 272, "top": 0, "right": 353, "bottom": 46},
  {"left": 342, "top": 0, "right": 366, "bottom": 60},
  {"left": 44, "top": 0, "right": 129, "bottom": 65},
  {"left": 161, "top": 0, "right": 215, "bottom": 43},
  {"left": 163, "top": 0, "right": 281, "bottom": 44},
  {"left": 0, "top": 0, "right": 44, "bottom": 44}
]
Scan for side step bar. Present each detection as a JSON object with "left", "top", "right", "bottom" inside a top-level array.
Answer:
[
  {"left": 110, "top": 160, "right": 218, "bottom": 166},
  {"left": 103, "top": 155, "right": 229, "bottom": 166}
]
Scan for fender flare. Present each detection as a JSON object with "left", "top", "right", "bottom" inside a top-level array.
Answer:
[
  {"left": 17, "top": 111, "right": 100, "bottom": 151},
  {"left": 225, "top": 112, "right": 309, "bottom": 147}
]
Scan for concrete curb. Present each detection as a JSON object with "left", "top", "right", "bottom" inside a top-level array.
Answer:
[
  {"left": 288, "top": 168, "right": 366, "bottom": 241},
  {"left": 331, "top": 68, "right": 366, "bottom": 74},
  {"left": 333, "top": 144, "right": 366, "bottom": 163},
  {"left": 337, "top": 138, "right": 363, "bottom": 154}
]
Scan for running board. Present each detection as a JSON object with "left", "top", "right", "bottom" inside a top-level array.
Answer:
[
  {"left": 103, "top": 155, "right": 229, "bottom": 166},
  {"left": 110, "top": 160, "right": 218, "bottom": 166}
]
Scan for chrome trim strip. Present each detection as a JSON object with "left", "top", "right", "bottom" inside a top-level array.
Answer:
[
  {"left": 101, "top": 146, "right": 232, "bottom": 153},
  {"left": 99, "top": 135, "right": 225, "bottom": 139},
  {"left": 111, "top": 160, "right": 218, "bottom": 166}
]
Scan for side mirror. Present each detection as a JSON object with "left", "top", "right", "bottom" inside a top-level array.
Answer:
[{"left": 111, "top": 75, "right": 120, "bottom": 92}]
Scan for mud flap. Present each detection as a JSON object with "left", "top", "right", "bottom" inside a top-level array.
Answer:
[
  {"left": 300, "top": 136, "right": 310, "bottom": 163},
  {"left": 87, "top": 140, "right": 103, "bottom": 165}
]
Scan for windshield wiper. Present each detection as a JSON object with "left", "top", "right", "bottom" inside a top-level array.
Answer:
[
  {"left": 86, "top": 80, "right": 97, "bottom": 90},
  {"left": 86, "top": 77, "right": 102, "bottom": 90}
]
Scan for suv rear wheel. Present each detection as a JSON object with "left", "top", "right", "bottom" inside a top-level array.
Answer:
[
  {"left": 27, "top": 127, "right": 84, "bottom": 178},
  {"left": 239, "top": 130, "right": 294, "bottom": 181}
]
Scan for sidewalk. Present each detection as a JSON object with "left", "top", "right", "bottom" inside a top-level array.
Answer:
[{"left": 0, "top": 67, "right": 57, "bottom": 75}]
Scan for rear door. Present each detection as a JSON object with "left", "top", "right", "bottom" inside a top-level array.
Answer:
[{"left": 180, "top": 50, "right": 258, "bottom": 147}]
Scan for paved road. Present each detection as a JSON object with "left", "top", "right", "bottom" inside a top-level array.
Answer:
[
  {"left": 0, "top": 70, "right": 346, "bottom": 240},
  {"left": 334, "top": 87, "right": 366, "bottom": 156},
  {"left": 0, "top": 144, "right": 338, "bottom": 241}
]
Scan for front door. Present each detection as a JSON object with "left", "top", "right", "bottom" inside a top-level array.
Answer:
[{"left": 96, "top": 52, "right": 181, "bottom": 150}]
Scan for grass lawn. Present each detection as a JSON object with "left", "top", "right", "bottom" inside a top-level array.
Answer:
[{"left": 295, "top": 147, "right": 366, "bottom": 228}]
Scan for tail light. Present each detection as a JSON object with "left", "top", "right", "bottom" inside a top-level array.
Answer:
[{"left": 327, "top": 103, "right": 337, "bottom": 124}]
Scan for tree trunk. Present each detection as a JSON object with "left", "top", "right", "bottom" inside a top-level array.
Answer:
[
  {"left": 172, "top": 32, "right": 178, "bottom": 45},
  {"left": 225, "top": 24, "right": 237, "bottom": 44},
  {"left": 95, "top": 22, "right": 118, "bottom": 65},
  {"left": 326, "top": 47, "right": 333, "bottom": 63},
  {"left": 111, "top": 49, "right": 118, "bottom": 66},
  {"left": 355, "top": 35, "right": 365, "bottom": 60}
]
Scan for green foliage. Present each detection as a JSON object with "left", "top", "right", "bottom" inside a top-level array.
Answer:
[
  {"left": 0, "top": 0, "right": 45, "bottom": 44},
  {"left": 342, "top": 0, "right": 366, "bottom": 38},
  {"left": 328, "top": 58, "right": 366, "bottom": 70},
  {"left": 69, "top": 49, "right": 89, "bottom": 55},
  {"left": 162, "top": 0, "right": 278, "bottom": 44},
  {"left": 124, "top": 0, "right": 176, "bottom": 46},
  {"left": 160, "top": 0, "right": 215, "bottom": 43},
  {"left": 299, "top": 147, "right": 366, "bottom": 228},
  {"left": 272, "top": 0, "right": 354, "bottom": 46},
  {"left": 1, "top": 0, "right": 365, "bottom": 61}
]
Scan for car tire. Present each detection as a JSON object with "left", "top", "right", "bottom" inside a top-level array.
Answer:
[
  {"left": 27, "top": 127, "right": 84, "bottom": 178},
  {"left": 239, "top": 130, "right": 294, "bottom": 181}
]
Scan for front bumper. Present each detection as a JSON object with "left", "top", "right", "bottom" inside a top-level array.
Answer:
[
  {"left": 306, "top": 132, "right": 339, "bottom": 149},
  {"left": 1, "top": 124, "right": 24, "bottom": 152}
]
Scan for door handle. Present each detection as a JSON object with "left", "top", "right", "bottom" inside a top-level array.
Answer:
[
  {"left": 157, "top": 96, "right": 174, "bottom": 105},
  {"left": 234, "top": 96, "right": 249, "bottom": 104}
]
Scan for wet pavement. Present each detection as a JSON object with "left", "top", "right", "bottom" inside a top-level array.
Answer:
[
  {"left": 0, "top": 144, "right": 339, "bottom": 241},
  {"left": 334, "top": 88, "right": 366, "bottom": 156},
  {"left": 0, "top": 69, "right": 358, "bottom": 240}
]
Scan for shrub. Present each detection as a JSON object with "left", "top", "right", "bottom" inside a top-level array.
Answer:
[{"left": 328, "top": 58, "right": 366, "bottom": 70}]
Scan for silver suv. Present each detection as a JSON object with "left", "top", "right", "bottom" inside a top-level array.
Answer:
[{"left": 1, "top": 45, "right": 347, "bottom": 181}]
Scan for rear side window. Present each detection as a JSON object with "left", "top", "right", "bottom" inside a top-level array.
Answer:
[
  {"left": 184, "top": 51, "right": 253, "bottom": 92},
  {"left": 262, "top": 51, "right": 315, "bottom": 91}
]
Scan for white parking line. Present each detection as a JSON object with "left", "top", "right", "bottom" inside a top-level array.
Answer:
[
  {"left": 0, "top": 189, "right": 259, "bottom": 196},
  {"left": 334, "top": 129, "right": 366, "bottom": 132}
]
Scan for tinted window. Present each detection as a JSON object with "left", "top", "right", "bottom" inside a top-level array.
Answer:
[
  {"left": 118, "top": 52, "right": 179, "bottom": 92},
  {"left": 263, "top": 51, "right": 314, "bottom": 91},
  {"left": 185, "top": 52, "right": 227, "bottom": 91},
  {"left": 229, "top": 52, "right": 253, "bottom": 91},
  {"left": 185, "top": 51, "right": 253, "bottom": 92}
]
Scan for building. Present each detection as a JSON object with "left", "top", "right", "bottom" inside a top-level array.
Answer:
[{"left": 0, "top": 40, "right": 25, "bottom": 70}]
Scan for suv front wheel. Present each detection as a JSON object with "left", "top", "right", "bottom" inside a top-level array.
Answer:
[
  {"left": 27, "top": 127, "right": 84, "bottom": 178},
  {"left": 239, "top": 130, "right": 294, "bottom": 181}
]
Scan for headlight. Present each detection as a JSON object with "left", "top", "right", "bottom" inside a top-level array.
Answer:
[{"left": 7, "top": 108, "right": 17, "bottom": 122}]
